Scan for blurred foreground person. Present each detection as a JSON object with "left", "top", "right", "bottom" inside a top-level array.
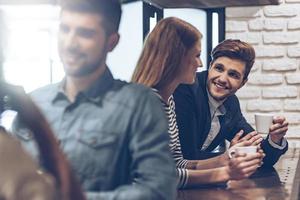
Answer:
[
  {"left": 0, "top": 129, "right": 56, "bottom": 200},
  {"left": 132, "top": 17, "right": 264, "bottom": 188},
  {"left": 0, "top": 81, "right": 85, "bottom": 200},
  {"left": 26, "top": 0, "right": 176, "bottom": 199}
]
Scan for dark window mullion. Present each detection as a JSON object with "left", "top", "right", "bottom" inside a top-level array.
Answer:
[{"left": 142, "top": 2, "right": 163, "bottom": 40}]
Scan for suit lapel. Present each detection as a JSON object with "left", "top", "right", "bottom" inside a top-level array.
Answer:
[{"left": 195, "top": 72, "right": 211, "bottom": 149}]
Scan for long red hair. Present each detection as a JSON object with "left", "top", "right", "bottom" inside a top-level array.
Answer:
[{"left": 132, "top": 17, "right": 202, "bottom": 89}]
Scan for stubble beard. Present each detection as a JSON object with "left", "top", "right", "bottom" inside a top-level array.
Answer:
[{"left": 63, "top": 49, "right": 107, "bottom": 78}]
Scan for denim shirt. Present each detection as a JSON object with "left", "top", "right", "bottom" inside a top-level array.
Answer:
[{"left": 26, "top": 68, "right": 177, "bottom": 200}]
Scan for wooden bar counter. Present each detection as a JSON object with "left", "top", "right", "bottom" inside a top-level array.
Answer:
[{"left": 177, "top": 142, "right": 300, "bottom": 200}]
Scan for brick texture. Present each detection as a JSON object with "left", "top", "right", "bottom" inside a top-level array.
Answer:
[
  {"left": 288, "top": 19, "right": 300, "bottom": 30},
  {"left": 254, "top": 46, "right": 285, "bottom": 58},
  {"left": 286, "top": 73, "right": 300, "bottom": 84},
  {"left": 226, "top": 2, "right": 300, "bottom": 138},
  {"left": 226, "top": 7, "right": 262, "bottom": 18},
  {"left": 288, "top": 46, "right": 300, "bottom": 57},
  {"left": 226, "top": 21, "right": 248, "bottom": 32},
  {"left": 284, "top": 113, "right": 300, "bottom": 125},
  {"left": 227, "top": 32, "right": 262, "bottom": 44},
  {"left": 284, "top": 100, "right": 300, "bottom": 111},
  {"left": 264, "top": 19, "right": 286, "bottom": 30},
  {"left": 263, "top": 32, "right": 299, "bottom": 44},
  {"left": 246, "top": 100, "right": 282, "bottom": 111},
  {"left": 262, "top": 86, "right": 298, "bottom": 98},
  {"left": 249, "top": 19, "right": 264, "bottom": 30},
  {"left": 247, "top": 74, "right": 283, "bottom": 85},
  {"left": 286, "top": 127, "right": 300, "bottom": 138},
  {"left": 252, "top": 60, "right": 262, "bottom": 72},
  {"left": 264, "top": 5, "right": 298, "bottom": 17},
  {"left": 286, "top": 0, "right": 300, "bottom": 3},
  {"left": 263, "top": 59, "right": 298, "bottom": 71},
  {"left": 236, "top": 87, "right": 261, "bottom": 99}
]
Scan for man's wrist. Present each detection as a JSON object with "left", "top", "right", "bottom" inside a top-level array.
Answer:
[
  {"left": 269, "top": 135, "right": 282, "bottom": 145},
  {"left": 268, "top": 135, "right": 287, "bottom": 150},
  {"left": 221, "top": 166, "right": 230, "bottom": 182},
  {"left": 218, "top": 152, "right": 230, "bottom": 166}
]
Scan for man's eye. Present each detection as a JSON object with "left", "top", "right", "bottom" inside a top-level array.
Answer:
[
  {"left": 77, "top": 29, "right": 95, "bottom": 38},
  {"left": 214, "top": 64, "right": 223, "bottom": 72},
  {"left": 229, "top": 72, "right": 240, "bottom": 79}
]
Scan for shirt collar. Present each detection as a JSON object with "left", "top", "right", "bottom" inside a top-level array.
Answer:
[
  {"left": 151, "top": 88, "right": 173, "bottom": 106},
  {"left": 52, "top": 67, "right": 114, "bottom": 103}
]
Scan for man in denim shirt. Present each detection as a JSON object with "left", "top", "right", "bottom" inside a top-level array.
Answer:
[{"left": 28, "top": 0, "right": 177, "bottom": 199}]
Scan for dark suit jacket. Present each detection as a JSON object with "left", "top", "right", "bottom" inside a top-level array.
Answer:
[{"left": 173, "top": 71, "right": 288, "bottom": 167}]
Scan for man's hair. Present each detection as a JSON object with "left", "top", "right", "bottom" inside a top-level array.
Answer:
[
  {"left": 210, "top": 39, "right": 255, "bottom": 80},
  {"left": 60, "top": 0, "right": 122, "bottom": 34},
  {"left": 132, "top": 17, "right": 202, "bottom": 90}
]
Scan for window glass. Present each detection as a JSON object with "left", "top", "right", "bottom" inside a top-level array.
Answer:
[
  {"left": 165, "top": 8, "right": 207, "bottom": 70},
  {"left": 0, "top": 5, "right": 61, "bottom": 92},
  {"left": 107, "top": 2, "right": 143, "bottom": 81},
  {"left": 0, "top": 3, "right": 216, "bottom": 91}
]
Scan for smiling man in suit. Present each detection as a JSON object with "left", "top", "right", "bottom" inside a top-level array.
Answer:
[{"left": 173, "top": 39, "right": 288, "bottom": 167}]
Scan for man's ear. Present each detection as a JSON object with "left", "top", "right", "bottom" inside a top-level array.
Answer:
[
  {"left": 239, "top": 78, "right": 248, "bottom": 89},
  {"left": 208, "top": 60, "right": 214, "bottom": 70},
  {"left": 107, "top": 33, "right": 120, "bottom": 52}
]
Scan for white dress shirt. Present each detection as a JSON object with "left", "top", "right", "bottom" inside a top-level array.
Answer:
[
  {"left": 201, "top": 92, "right": 226, "bottom": 150},
  {"left": 202, "top": 91, "right": 287, "bottom": 150}
]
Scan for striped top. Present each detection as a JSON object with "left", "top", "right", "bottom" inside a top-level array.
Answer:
[{"left": 153, "top": 89, "right": 189, "bottom": 188}]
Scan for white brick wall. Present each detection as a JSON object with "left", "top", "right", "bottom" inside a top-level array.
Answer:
[
  {"left": 263, "top": 59, "right": 298, "bottom": 71},
  {"left": 263, "top": 32, "right": 299, "bottom": 44},
  {"left": 284, "top": 100, "right": 300, "bottom": 111},
  {"left": 246, "top": 100, "right": 282, "bottom": 111},
  {"left": 286, "top": 73, "right": 300, "bottom": 84},
  {"left": 287, "top": 46, "right": 300, "bottom": 57},
  {"left": 288, "top": 19, "right": 300, "bottom": 30},
  {"left": 226, "top": 32, "right": 262, "bottom": 44},
  {"left": 254, "top": 46, "right": 285, "bottom": 57},
  {"left": 263, "top": 5, "right": 298, "bottom": 17},
  {"left": 252, "top": 60, "right": 262, "bottom": 72},
  {"left": 226, "top": 21, "right": 248, "bottom": 32},
  {"left": 262, "top": 86, "right": 298, "bottom": 98},
  {"left": 247, "top": 74, "right": 283, "bottom": 85},
  {"left": 227, "top": 1, "right": 300, "bottom": 138},
  {"left": 236, "top": 87, "right": 261, "bottom": 99},
  {"left": 264, "top": 19, "right": 286, "bottom": 30},
  {"left": 286, "top": 0, "right": 300, "bottom": 3},
  {"left": 226, "top": 7, "right": 262, "bottom": 18}
]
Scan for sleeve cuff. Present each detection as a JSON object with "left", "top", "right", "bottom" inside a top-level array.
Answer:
[{"left": 268, "top": 136, "right": 287, "bottom": 150}]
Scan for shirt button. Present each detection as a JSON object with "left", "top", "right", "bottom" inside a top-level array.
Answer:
[{"left": 90, "top": 138, "right": 97, "bottom": 145}]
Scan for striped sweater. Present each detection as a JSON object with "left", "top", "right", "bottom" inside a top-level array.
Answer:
[{"left": 153, "top": 89, "right": 189, "bottom": 188}]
